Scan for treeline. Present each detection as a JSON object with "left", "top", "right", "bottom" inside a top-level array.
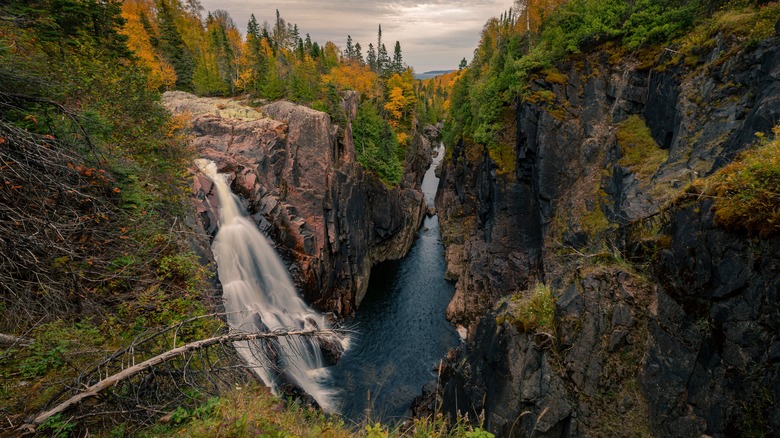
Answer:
[
  {"left": 122, "top": 0, "right": 434, "bottom": 185},
  {"left": 444, "top": 0, "right": 780, "bottom": 152}
]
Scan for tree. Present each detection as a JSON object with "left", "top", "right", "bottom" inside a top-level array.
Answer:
[
  {"left": 391, "top": 41, "right": 403, "bottom": 74},
  {"left": 344, "top": 34, "right": 354, "bottom": 59},
  {"left": 247, "top": 13, "right": 260, "bottom": 39},
  {"left": 156, "top": 0, "right": 194, "bottom": 90},
  {"left": 459, "top": 57, "right": 468, "bottom": 70},
  {"left": 366, "top": 43, "right": 377, "bottom": 71},
  {"left": 377, "top": 43, "right": 389, "bottom": 75},
  {"left": 354, "top": 42, "right": 363, "bottom": 63}
]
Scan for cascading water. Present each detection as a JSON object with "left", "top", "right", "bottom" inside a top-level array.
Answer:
[{"left": 195, "top": 159, "right": 341, "bottom": 411}]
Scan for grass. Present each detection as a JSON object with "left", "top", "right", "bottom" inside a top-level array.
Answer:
[
  {"left": 497, "top": 283, "right": 557, "bottom": 335},
  {"left": 616, "top": 115, "right": 669, "bottom": 179},
  {"left": 690, "top": 125, "right": 780, "bottom": 236},
  {"left": 141, "top": 384, "right": 495, "bottom": 438}
]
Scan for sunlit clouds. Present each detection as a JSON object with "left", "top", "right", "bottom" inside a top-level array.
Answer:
[{"left": 198, "top": 0, "right": 513, "bottom": 72}]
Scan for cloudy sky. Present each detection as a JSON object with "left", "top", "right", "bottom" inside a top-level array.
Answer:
[{"left": 198, "top": 0, "right": 514, "bottom": 73}]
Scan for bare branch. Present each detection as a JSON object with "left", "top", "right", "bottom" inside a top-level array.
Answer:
[{"left": 20, "top": 328, "right": 340, "bottom": 433}]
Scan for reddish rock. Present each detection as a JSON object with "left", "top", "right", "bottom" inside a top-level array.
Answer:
[{"left": 165, "top": 91, "right": 425, "bottom": 315}]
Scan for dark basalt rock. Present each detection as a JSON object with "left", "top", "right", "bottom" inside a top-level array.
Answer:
[
  {"left": 437, "top": 29, "right": 780, "bottom": 438},
  {"left": 646, "top": 201, "right": 780, "bottom": 436}
]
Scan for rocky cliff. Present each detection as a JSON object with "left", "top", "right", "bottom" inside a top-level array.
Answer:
[
  {"left": 165, "top": 91, "right": 431, "bottom": 315},
  {"left": 437, "top": 25, "right": 780, "bottom": 437}
]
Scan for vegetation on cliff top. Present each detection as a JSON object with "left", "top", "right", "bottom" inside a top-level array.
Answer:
[
  {"left": 688, "top": 125, "right": 780, "bottom": 236},
  {"left": 443, "top": 0, "right": 780, "bottom": 170},
  {"left": 120, "top": 0, "right": 428, "bottom": 186}
]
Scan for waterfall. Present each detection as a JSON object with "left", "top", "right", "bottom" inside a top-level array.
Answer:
[{"left": 195, "top": 159, "right": 341, "bottom": 411}]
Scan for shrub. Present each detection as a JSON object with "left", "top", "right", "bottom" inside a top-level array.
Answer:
[
  {"left": 498, "top": 283, "right": 557, "bottom": 334},
  {"left": 696, "top": 125, "right": 780, "bottom": 236}
]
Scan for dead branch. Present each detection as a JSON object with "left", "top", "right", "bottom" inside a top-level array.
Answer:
[
  {"left": 20, "top": 328, "right": 337, "bottom": 433},
  {"left": 0, "top": 332, "right": 32, "bottom": 346}
]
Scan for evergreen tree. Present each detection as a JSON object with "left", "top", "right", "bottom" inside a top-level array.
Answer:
[
  {"left": 367, "top": 43, "right": 377, "bottom": 71},
  {"left": 345, "top": 35, "right": 354, "bottom": 59},
  {"left": 392, "top": 41, "right": 403, "bottom": 73},
  {"left": 247, "top": 13, "right": 260, "bottom": 39},
  {"left": 459, "top": 57, "right": 468, "bottom": 70},
  {"left": 377, "top": 42, "right": 389, "bottom": 75},
  {"left": 354, "top": 42, "right": 363, "bottom": 64},
  {"left": 304, "top": 33, "right": 313, "bottom": 55},
  {"left": 157, "top": 0, "right": 194, "bottom": 90}
]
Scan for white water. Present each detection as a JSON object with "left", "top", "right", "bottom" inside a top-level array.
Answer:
[{"left": 195, "top": 159, "right": 340, "bottom": 411}]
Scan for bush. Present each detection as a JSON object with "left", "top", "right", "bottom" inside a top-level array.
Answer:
[
  {"left": 498, "top": 283, "right": 557, "bottom": 334},
  {"left": 695, "top": 126, "right": 780, "bottom": 236}
]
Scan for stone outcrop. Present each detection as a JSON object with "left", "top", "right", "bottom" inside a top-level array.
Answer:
[
  {"left": 166, "top": 91, "right": 426, "bottom": 315},
  {"left": 437, "top": 30, "right": 780, "bottom": 437}
]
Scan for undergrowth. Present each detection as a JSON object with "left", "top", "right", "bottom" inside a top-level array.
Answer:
[
  {"left": 690, "top": 125, "right": 780, "bottom": 236},
  {"left": 497, "top": 283, "right": 557, "bottom": 335}
]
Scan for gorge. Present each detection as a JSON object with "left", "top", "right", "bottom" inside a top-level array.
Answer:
[{"left": 3, "top": 1, "right": 780, "bottom": 436}]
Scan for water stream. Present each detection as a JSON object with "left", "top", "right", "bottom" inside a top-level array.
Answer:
[
  {"left": 329, "top": 145, "right": 459, "bottom": 422},
  {"left": 197, "top": 143, "right": 457, "bottom": 421},
  {"left": 196, "top": 159, "right": 343, "bottom": 412}
]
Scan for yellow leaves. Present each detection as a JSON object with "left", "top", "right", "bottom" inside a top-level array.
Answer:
[
  {"left": 384, "top": 72, "right": 416, "bottom": 129},
  {"left": 322, "top": 63, "right": 379, "bottom": 99},
  {"left": 384, "top": 87, "right": 406, "bottom": 128}
]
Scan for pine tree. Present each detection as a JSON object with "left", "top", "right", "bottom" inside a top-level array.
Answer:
[
  {"left": 345, "top": 35, "right": 354, "bottom": 59},
  {"left": 392, "top": 41, "right": 403, "bottom": 73},
  {"left": 247, "top": 14, "right": 260, "bottom": 39},
  {"left": 459, "top": 57, "right": 468, "bottom": 70},
  {"left": 377, "top": 42, "right": 389, "bottom": 75},
  {"left": 157, "top": 0, "right": 194, "bottom": 90},
  {"left": 367, "top": 43, "right": 377, "bottom": 71},
  {"left": 354, "top": 42, "right": 363, "bottom": 64}
]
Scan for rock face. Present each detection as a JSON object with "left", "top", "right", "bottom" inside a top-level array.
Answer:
[
  {"left": 437, "top": 31, "right": 780, "bottom": 436},
  {"left": 646, "top": 202, "right": 780, "bottom": 436},
  {"left": 166, "top": 91, "right": 426, "bottom": 315}
]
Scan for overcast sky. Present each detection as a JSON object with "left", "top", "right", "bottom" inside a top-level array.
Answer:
[{"left": 198, "top": 0, "right": 514, "bottom": 73}]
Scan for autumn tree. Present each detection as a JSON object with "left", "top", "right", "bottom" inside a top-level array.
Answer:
[{"left": 121, "top": 0, "right": 176, "bottom": 89}]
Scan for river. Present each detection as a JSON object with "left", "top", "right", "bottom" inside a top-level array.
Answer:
[{"left": 329, "top": 145, "right": 459, "bottom": 422}]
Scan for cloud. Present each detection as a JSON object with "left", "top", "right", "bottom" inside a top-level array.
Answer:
[{"left": 197, "top": 0, "right": 512, "bottom": 72}]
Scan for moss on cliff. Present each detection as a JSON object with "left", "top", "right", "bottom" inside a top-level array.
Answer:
[
  {"left": 616, "top": 115, "right": 669, "bottom": 179},
  {"left": 691, "top": 125, "right": 780, "bottom": 236}
]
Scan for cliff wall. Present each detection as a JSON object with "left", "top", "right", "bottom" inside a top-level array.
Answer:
[{"left": 438, "top": 27, "right": 780, "bottom": 437}]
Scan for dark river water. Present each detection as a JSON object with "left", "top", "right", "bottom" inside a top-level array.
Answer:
[{"left": 328, "top": 145, "right": 459, "bottom": 423}]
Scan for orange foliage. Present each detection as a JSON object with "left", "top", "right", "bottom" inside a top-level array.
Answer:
[
  {"left": 322, "top": 63, "right": 379, "bottom": 99},
  {"left": 121, "top": 0, "right": 176, "bottom": 90},
  {"left": 515, "top": 0, "right": 567, "bottom": 33}
]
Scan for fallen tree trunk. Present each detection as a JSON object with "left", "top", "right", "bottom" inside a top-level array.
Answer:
[
  {"left": 0, "top": 333, "right": 33, "bottom": 346},
  {"left": 19, "top": 328, "right": 336, "bottom": 434}
]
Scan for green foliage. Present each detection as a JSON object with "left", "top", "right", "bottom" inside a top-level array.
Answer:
[
  {"left": 693, "top": 125, "right": 780, "bottom": 236},
  {"left": 443, "top": 0, "right": 756, "bottom": 157},
  {"left": 366, "top": 422, "right": 390, "bottom": 437},
  {"left": 353, "top": 101, "right": 403, "bottom": 185},
  {"left": 39, "top": 413, "right": 78, "bottom": 438},
  {"left": 616, "top": 115, "right": 669, "bottom": 178},
  {"left": 11, "top": 321, "right": 105, "bottom": 378},
  {"left": 498, "top": 283, "right": 557, "bottom": 334},
  {"left": 157, "top": 252, "right": 210, "bottom": 291}
]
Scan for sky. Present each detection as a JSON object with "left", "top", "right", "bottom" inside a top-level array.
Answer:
[{"left": 197, "top": 0, "right": 514, "bottom": 73}]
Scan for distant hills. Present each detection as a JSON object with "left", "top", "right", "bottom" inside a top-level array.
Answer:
[{"left": 414, "top": 70, "right": 455, "bottom": 80}]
